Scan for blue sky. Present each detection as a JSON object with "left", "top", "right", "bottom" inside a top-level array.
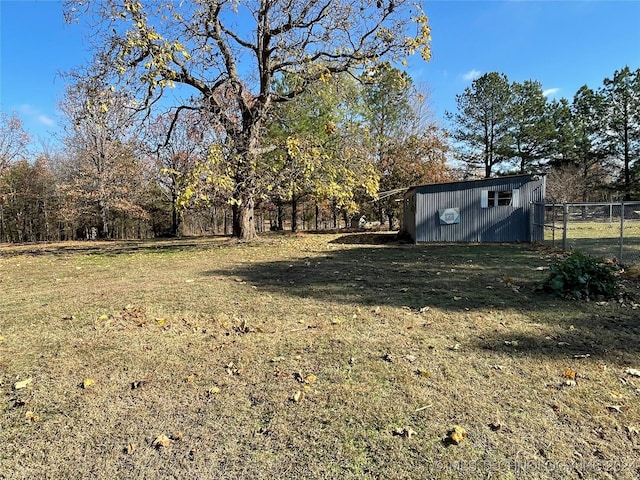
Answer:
[{"left": 1, "top": 0, "right": 639, "bottom": 145}]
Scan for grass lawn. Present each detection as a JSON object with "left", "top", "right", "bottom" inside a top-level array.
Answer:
[
  {"left": 1, "top": 233, "right": 639, "bottom": 479},
  {"left": 544, "top": 220, "right": 640, "bottom": 264}
]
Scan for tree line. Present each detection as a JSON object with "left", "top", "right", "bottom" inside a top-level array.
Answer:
[
  {"left": 2, "top": 62, "right": 638, "bottom": 243},
  {"left": 0, "top": 0, "right": 638, "bottom": 243},
  {"left": 1, "top": 0, "right": 450, "bottom": 243},
  {"left": 0, "top": 65, "right": 449, "bottom": 243},
  {"left": 448, "top": 67, "right": 640, "bottom": 202}
]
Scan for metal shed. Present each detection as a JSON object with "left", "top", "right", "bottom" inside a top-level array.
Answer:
[{"left": 401, "top": 174, "right": 546, "bottom": 243}]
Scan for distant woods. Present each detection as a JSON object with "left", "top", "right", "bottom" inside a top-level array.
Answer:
[
  {"left": 0, "top": 67, "right": 449, "bottom": 243},
  {"left": 3, "top": 0, "right": 636, "bottom": 243},
  {"left": 1, "top": 64, "right": 638, "bottom": 243}
]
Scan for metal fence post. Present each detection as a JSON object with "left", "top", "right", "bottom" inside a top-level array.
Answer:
[
  {"left": 619, "top": 201, "right": 624, "bottom": 263},
  {"left": 562, "top": 203, "right": 568, "bottom": 250},
  {"left": 609, "top": 203, "right": 613, "bottom": 223},
  {"left": 552, "top": 203, "right": 556, "bottom": 247}
]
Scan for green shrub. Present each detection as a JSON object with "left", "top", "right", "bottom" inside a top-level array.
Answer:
[{"left": 543, "top": 251, "right": 620, "bottom": 300}]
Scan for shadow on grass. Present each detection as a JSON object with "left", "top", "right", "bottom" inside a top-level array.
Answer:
[
  {"left": 0, "top": 236, "right": 232, "bottom": 258},
  {"left": 328, "top": 232, "right": 403, "bottom": 245},
  {"left": 469, "top": 312, "right": 640, "bottom": 363},
  {"left": 203, "top": 240, "right": 553, "bottom": 312},
  {"left": 203, "top": 239, "right": 640, "bottom": 357}
]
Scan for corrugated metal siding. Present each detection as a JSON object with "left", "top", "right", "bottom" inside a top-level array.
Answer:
[{"left": 410, "top": 175, "right": 545, "bottom": 243}]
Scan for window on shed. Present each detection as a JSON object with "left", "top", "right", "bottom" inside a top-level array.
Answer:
[
  {"left": 496, "top": 190, "right": 512, "bottom": 205},
  {"left": 481, "top": 189, "right": 520, "bottom": 208}
]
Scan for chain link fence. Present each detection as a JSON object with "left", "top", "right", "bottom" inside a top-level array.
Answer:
[{"left": 542, "top": 202, "right": 640, "bottom": 265}]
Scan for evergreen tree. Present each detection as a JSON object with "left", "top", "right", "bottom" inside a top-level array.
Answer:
[
  {"left": 602, "top": 66, "right": 640, "bottom": 199},
  {"left": 505, "top": 80, "right": 554, "bottom": 173},
  {"left": 448, "top": 72, "right": 512, "bottom": 178}
]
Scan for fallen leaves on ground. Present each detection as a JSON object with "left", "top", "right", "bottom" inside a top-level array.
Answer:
[
  {"left": 225, "top": 362, "right": 242, "bottom": 376},
  {"left": 607, "top": 405, "right": 625, "bottom": 414},
  {"left": 393, "top": 427, "right": 417, "bottom": 439},
  {"left": 131, "top": 377, "right": 151, "bottom": 390},
  {"left": 488, "top": 421, "right": 502, "bottom": 431},
  {"left": 14, "top": 378, "right": 33, "bottom": 390},
  {"left": 626, "top": 425, "right": 639, "bottom": 435},
  {"left": 120, "top": 305, "right": 147, "bottom": 326},
  {"left": 82, "top": 378, "right": 95, "bottom": 389},
  {"left": 445, "top": 425, "right": 467, "bottom": 445},
  {"left": 25, "top": 411, "right": 40, "bottom": 422},
  {"left": 152, "top": 434, "right": 173, "bottom": 449},
  {"left": 561, "top": 369, "right": 577, "bottom": 387}
]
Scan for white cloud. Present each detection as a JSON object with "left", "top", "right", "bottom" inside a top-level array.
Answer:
[
  {"left": 543, "top": 88, "right": 560, "bottom": 97},
  {"left": 462, "top": 69, "right": 481, "bottom": 81},
  {"left": 18, "top": 104, "right": 37, "bottom": 115},
  {"left": 37, "top": 115, "right": 56, "bottom": 127},
  {"left": 16, "top": 104, "right": 56, "bottom": 128}
]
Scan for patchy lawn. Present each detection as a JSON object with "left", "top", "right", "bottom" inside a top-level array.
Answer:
[{"left": 1, "top": 233, "right": 639, "bottom": 479}]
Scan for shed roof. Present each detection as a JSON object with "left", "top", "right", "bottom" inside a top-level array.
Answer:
[{"left": 404, "top": 173, "right": 545, "bottom": 196}]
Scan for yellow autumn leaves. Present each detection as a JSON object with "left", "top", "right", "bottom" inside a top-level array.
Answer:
[
  {"left": 291, "top": 371, "right": 319, "bottom": 404},
  {"left": 406, "top": 8, "right": 431, "bottom": 62}
]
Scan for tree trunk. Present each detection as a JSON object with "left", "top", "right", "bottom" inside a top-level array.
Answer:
[
  {"left": 315, "top": 203, "right": 319, "bottom": 231},
  {"left": 276, "top": 200, "right": 285, "bottom": 230},
  {"left": 99, "top": 200, "right": 109, "bottom": 238},
  {"left": 624, "top": 128, "right": 631, "bottom": 201},
  {"left": 0, "top": 204, "right": 4, "bottom": 243},
  {"left": 291, "top": 195, "right": 298, "bottom": 232},
  {"left": 229, "top": 125, "right": 262, "bottom": 240},
  {"left": 485, "top": 161, "right": 492, "bottom": 179},
  {"left": 232, "top": 194, "right": 257, "bottom": 241},
  {"left": 171, "top": 191, "right": 180, "bottom": 236}
]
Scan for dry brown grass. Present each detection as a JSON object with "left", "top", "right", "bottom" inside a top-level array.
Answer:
[{"left": 1, "top": 233, "right": 639, "bottom": 479}]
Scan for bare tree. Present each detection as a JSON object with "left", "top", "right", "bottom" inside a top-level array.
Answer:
[
  {"left": 0, "top": 112, "right": 31, "bottom": 175},
  {"left": 64, "top": 0, "right": 431, "bottom": 240},
  {"left": 145, "top": 112, "right": 205, "bottom": 235},
  {"left": 59, "top": 81, "right": 147, "bottom": 238},
  {"left": 545, "top": 165, "right": 591, "bottom": 203}
]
